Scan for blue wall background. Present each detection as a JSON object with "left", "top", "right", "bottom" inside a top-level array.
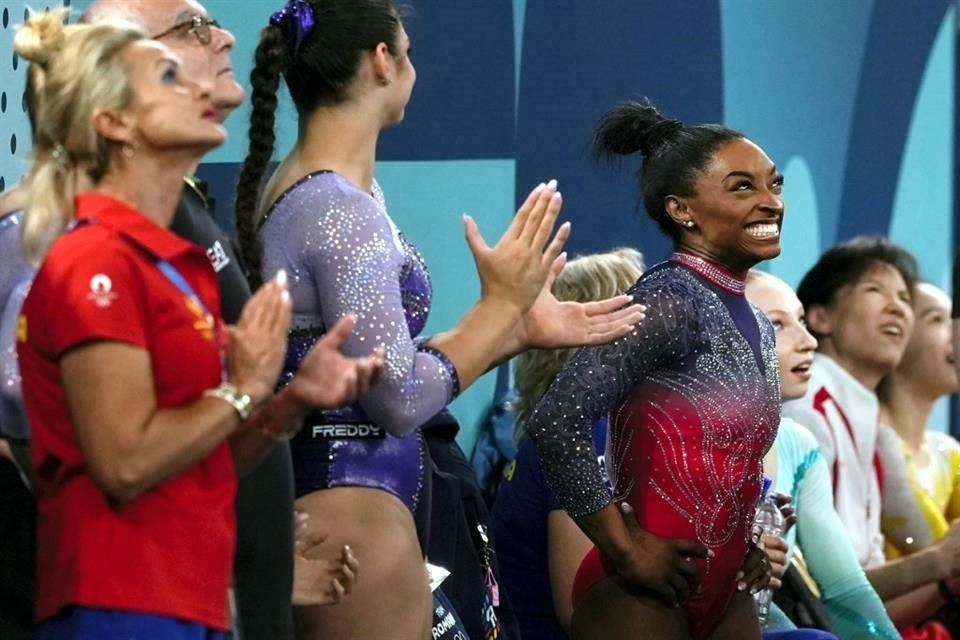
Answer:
[{"left": 1, "top": 0, "right": 955, "bottom": 451}]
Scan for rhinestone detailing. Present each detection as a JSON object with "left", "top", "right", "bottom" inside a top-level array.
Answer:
[
  {"left": 670, "top": 252, "right": 746, "bottom": 295},
  {"left": 259, "top": 172, "right": 456, "bottom": 435}
]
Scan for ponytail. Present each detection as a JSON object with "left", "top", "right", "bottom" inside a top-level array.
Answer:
[
  {"left": 21, "top": 153, "right": 76, "bottom": 263},
  {"left": 593, "top": 99, "right": 743, "bottom": 239}
]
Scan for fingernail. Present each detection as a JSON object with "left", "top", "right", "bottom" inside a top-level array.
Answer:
[
  {"left": 708, "top": 550, "right": 716, "bottom": 558},
  {"left": 750, "top": 586, "right": 759, "bottom": 595},
  {"left": 275, "top": 268, "right": 288, "bottom": 288},
  {"left": 559, "top": 251, "right": 567, "bottom": 261},
  {"left": 547, "top": 179, "right": 558, "bottom": 189},
  {"left": 534, "top": 182, "right": 546, "bottom": 192},
  {"left": 738, "top": 581, "right": 746, "bottom": 591},
  {"left": 344, "top": 545, "right": 352, "bottom": 554},
  {"left": 281, "top": 290, "right": 291, "bottom": 303}
]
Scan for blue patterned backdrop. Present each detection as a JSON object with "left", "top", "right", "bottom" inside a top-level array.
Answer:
[{"left": 1, "top": 0, "right": 954, "bottom": 450}]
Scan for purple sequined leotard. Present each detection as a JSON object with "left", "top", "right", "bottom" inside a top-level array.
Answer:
[{"left": 258, "top": 171, "right": 459, "bottom": 512}]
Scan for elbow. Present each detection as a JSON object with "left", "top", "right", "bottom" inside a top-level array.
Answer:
[
  {"left": 90, "top": 459, "right": 148, "bottom": 504},
  {"left": 362, "top": 395, "right": 442, "bottom": 438},
  {"left": 372, "top": 408, "right": 422, "bottom": 437}
]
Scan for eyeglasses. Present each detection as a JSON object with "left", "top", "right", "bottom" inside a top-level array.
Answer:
[{"left": 152, "top": 15, "right": 221, "bottom": 46}]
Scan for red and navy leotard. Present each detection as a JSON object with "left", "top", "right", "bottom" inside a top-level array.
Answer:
[{"left": 528, "top": 253, "right": 781, "bottom": 639}]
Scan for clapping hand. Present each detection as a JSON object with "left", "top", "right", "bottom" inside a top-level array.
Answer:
[{"left": 516, "top": 252, "right": 646, "bottom": 349}]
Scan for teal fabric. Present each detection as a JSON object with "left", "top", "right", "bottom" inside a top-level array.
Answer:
[{"left": 772, "top": 418, "right": 901, "bottom": 640}]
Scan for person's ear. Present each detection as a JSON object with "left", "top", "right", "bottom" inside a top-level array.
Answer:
[
  {"left": 91, "top": 106, "right": 136, "bottom": 147},
  {"left": 369, "top": 42, "right": 394, "bottom": 86},
  {"left": 805, "top": 304, "right": 833, "bottom": 338},
  {"left": 666, "top": 195, "right": 697, "bottom": 230}
]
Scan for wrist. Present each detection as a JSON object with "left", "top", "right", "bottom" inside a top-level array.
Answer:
[
  {"left": 204, "top": 381, "right": 254, "bottom": 420},
  {"left": 257, "top": 387, "right": 306, "bottom": 441},
  {"left": 477, "top": 293, "right": 526, "bottom": 321}
]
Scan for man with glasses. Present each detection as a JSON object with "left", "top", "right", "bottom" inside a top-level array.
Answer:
[{"left": 76, "top": 2, "right": 360, "bottom": 638}]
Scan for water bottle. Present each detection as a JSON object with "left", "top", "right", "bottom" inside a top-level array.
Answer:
[{"left": 753, "top": 477, "right": 784, "bottom": 629}]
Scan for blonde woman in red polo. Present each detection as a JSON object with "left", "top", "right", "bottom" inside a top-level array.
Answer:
[{"left": 13, "top": 10, "right": 378, "bottom": 640}]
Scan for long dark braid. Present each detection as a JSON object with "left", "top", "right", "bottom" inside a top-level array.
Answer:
[
  {"left": 234, "top": 25, "right": 287, "bottom": 290},
  {"left": 236, "top": 0, "right": 401, "bottom": 289}
]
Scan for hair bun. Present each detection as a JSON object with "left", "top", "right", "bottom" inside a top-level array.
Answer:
[
  {"left": 594, "top": 99, "right": 684, "bottom": 159},
  {"left": 14, "top": 9, "right": 70, "bottom": 69}
]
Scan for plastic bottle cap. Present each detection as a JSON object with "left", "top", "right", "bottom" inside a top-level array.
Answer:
[{"left": 761, "top": 476, "right": 773, "bottom": 499}]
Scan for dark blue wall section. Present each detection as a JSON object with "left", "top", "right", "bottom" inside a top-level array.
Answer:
[
  {"left": 838, "top": 0, "right": 951, "bottom": 239},
  {"left": 514, "top": 0, "right": 725, "bottom": 262},
  {"left": 378, "top": 0, "right": 515, "bottom": 160}
]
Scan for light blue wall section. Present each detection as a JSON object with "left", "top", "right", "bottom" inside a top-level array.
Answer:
[
  {"left": 768, "top": 157, "right": 822, "bottom": 289},
  {"left": 375, "top": 160, "right": 517, "bottom": 453},
  {"left": 720, "top": 0, "right": 874, "bottom": 254},
  {"left": 0, "top": 3, "right": 41, "bottom": 192},
  {"left": 889, "top": 8, "right": 955, "bottom": 433},
  {"left": 890, "top": 8, "right": 955, "bottom": 291}
]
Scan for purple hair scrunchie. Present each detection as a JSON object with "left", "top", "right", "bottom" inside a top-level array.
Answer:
[{"left": 269, "top": 0, "right": 316, "bottom": 55}]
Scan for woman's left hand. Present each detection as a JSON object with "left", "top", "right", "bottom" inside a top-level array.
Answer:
[
  {"left": 736, "top": 532, "right": 775, "bottom": 594},
  {"left": 292, "top": 511, "right": 359, "bottom": 607},
  {"left": 516, "top": 254, "right": 646, "bottom": 349}
]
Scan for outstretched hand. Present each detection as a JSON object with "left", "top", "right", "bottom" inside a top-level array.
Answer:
[
  {"left": 517, "top": 252, "right": 646, "bottom": 349},
  {"left": 288, "top": 314, "right": 384, "bottom": 410},
  {"left": 463, "top": 180, "right": 568, "bottom": 316}
]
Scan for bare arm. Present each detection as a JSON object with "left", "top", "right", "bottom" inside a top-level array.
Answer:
[
  {"left": 64, "top": 278, "right": 292, "bottom": 500},
  {"left": 547, "top": 509, "right": 594, "bottom": 629},
  {"left": 62, "top": 341, "right": 243, "bottom": 503},
  {"left": 883, "top": 582, "right": 948, "bottom": 627},
  {"left": 865, "top": 542, "right": 952, "bottom": 600},
  {"left": 425, "top": 183, "right": 568, "bottom": 390}
]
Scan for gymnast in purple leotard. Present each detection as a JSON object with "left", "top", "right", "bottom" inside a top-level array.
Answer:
[
  {"left": 233, "top": 4, "right": 642, "bottom": 637},
  {"left": 258, "top": 172, "right": 454, "bottom": 512}
]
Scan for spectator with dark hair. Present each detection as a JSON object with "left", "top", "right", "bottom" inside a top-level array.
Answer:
[
  {"left": 747, "top": 270, "right": 900, "bottom": 639},
  {"left": 877, "top": 282, "right": 960, "bottom": 634},
  {"left": 784, "top": 237, "right": 960, "bottom": 630},
  {"left": 785, "top": 236, "right": 918, "bottom": 569}
]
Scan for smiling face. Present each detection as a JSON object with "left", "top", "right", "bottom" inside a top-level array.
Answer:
[
  {"left": 807, "top": 261, "right": 914, "bottom": 389},
  {"left": 115, "top": 40, "right": 226, "bottom": 153},
  {"left": 671, "top": 138, "right": 784, "bottom": 272},
  {"left": 747, "top": 273, "right": 818, "bottom": 401},
  {"left": 892, "top": 283, "right": 958, "bottom": 399}
]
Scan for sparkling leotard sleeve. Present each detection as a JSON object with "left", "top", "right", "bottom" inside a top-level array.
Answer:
[
  {"left": 0, "top": 211, "right": 31, "bottom": 441},
  {"left": 527, "top": 269, "right": 699, "bottom": 518},
  {"left": 776, "top": 419, "right": 900, "bottom": 640},
  {"left": 262, "top": 173, "right": 457, "bottom": 436}
]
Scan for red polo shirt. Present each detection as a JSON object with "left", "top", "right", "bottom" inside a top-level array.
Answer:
[{"left": 17, "top": 193, "right": 236, "bottom": 629}]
